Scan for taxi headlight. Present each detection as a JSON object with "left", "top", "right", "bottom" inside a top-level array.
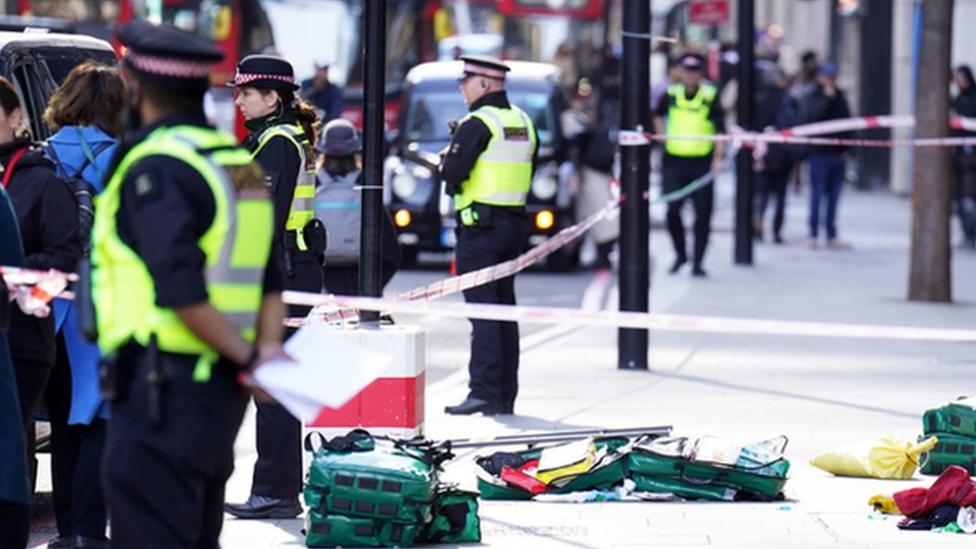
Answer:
[
  {"left": 391, "top": 171, "right": 418, "bottom": 198},
  {"left": 531, "top": 175, "right": 558, "bottom": 201}
]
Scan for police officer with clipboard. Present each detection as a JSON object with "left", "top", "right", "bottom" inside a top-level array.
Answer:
[
  {"left": 90, "top": 20, "right": 285, "bottom": 549},
  {"left": 441, "top": 56, "right": 538, "bottom": 416}
]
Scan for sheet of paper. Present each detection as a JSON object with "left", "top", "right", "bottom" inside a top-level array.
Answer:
[{"left": 252, "top": 323, "right": 392, "bottom": 421}]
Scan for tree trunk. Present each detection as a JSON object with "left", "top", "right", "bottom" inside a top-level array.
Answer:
[{"left": 908, "top": 0, "right": 954, "bottom": 302}]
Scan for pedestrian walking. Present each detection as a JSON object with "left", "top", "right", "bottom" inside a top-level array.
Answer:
[
  {"left": 313, "top": 119, "right": 400, "bottom": 296},
  {"left": 0, "top": 75, "right": 83, "bottom": 492},
  {"left": 653, "top": 53, "right": 726, "bottom": 277},
  {"left": 93, "top": 20, "right": 284, "bottom": 549},
  {"left": 41, "top": 62, "right": 124, "bottom": 549},
  {"left": 799, "top": 61, "right": 852, "bottom": 249},
  {"left": 952, "top": 65, "right": 976, "bottom": 250},
  {"left": 442, "top": 55, "right": 537, "bottom": 416},
  {"left": 0, "top": 184, "right": 29, "bottom": 549},
  {"left": 300, "top": 59, "right": 344, "bottom": 124},
  {"left": 225, "top": 54, "right": 324, "bottom": 520},
  {"left": 753, "top": 67, "right": 799, "bottom": 244}
]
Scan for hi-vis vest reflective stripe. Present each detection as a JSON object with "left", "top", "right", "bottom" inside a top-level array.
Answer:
[
  {"left": 253, "top": 123, "right": 315, "bottom": 250},
  {"left": 453, "top": 105, "right": 536, "bottom": 211},
  {"left": 664, "top": 83, "right": 718, "bottom": 157},
  {"left": 91, "top": 125, "right": 273, "bottom": 358}
]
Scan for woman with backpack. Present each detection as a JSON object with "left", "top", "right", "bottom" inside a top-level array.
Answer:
[
  {"left": 314, "top": 118, "right": 400, "bottom": 295},
  {"left": 40, "top": 62, "right": 123, "bottom": 549},
  {"left": 0, "top": 75, "right": 83, "bottom": 527}
]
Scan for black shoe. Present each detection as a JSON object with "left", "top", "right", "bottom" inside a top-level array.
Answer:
[
  {"left": 72, "top": 536, "right": 111, "bottom": 549},
  {"left": 692, "top": 265, "right": 707, "bottom": 277},
  {"left": 498, "top": 402, "right": 515, "bottom": 415},
  {"left": 48, "top": 537, "right": 73, "bottom": 549},
  {"left": 773, "top": 234, "right": 784, "bottom": 244},
  {"left": 225, "top": 494, "right": 302, "bottom": 519},
  {"left": 444, "top": 397, "right": 502, "bottom": 416},
  {"left": 669, "top": 257, "right": 687, "bottom": 274}
]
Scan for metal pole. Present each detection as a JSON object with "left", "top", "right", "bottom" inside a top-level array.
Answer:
[
  {"left": 617, "top": 0, "right": 650, "bottom": 371},
  {"left": 359, "top": 0, "right": 386, "bottom": 323},
  {"left": 734, "top": 0, "right": 754, "bottom": 265},
  {"left": 856, "top": 0, "right": 893, "bottom": 189}
]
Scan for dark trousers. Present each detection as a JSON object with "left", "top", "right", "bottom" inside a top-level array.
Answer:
[
  {"left": 104, "top": 344, "right": 248, "bottom": 549},
  {"left": 455, "top": 207, "right": 528, "bottom": 405},
  {"left": 755, "top": 168, "right": 791, "bottom": 238},
  {"left": 663, "top": 154, "right": 714, "bottom": 268},
  {"left": 12, "top": 354, "right": 53, "bottom": 495},
  {"left": 252, "top": 251, "right": 322, "bottom": 500},
  {"left": 45, "top": 336, "right": 107, "bottom": 541},
  {"left": 0, "top": 499, "right": 29, "bottom": 549},
  {"left": 955, "top": 150, "right": 976, "bottom": 245},
  {"left": 808, "top": 153, "right": 845, "bottom": 239}
]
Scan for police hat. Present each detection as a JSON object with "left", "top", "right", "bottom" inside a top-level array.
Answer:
[
  {"left": 679, "top": 54, "right": 705, "bottom": 71},
  {"left": 117, "top": 19, "right": 223, "bottom": 86},
  {"left": 457, "top": 55, "right": 510, "bottom": 81},
  {"left": 228, "top": 55, "right": 300, "bottom": 91},
  {"left": 317, "top": 119, "right": 362, "bottom": 156}
]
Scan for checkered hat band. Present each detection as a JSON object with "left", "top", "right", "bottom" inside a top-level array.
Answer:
[
  {"left": 462, "top": 62, "right": 506, "bottom": 79},
  {"left": 126, "top": 51, "right": 214, "bottom": 79},
  {"left": 233, "top": 72, "right": 296, "bottom": 86}
]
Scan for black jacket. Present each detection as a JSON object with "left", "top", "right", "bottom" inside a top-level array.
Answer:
[
  {"left": 799, "top": 84, "right": 851, "bottom": 156},
  {"left": 2, "top": 139, "right": 82, "bottom": 364},
  {"left": 243, "top": 109, "right": 304, "bottom": 239},
  {"left": 953, "top": 66, "right": 976, "bottom": 139}
]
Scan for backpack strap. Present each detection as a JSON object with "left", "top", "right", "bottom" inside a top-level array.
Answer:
[
  {"left": 1, "top": 147, "right": 28, "bottom": 188},
  {"left": 75, "top": 128, "right": 112, "bottom": 180}
]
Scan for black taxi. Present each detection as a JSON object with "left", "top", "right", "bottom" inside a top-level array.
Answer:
[{"left": 384, "top": 60, "right": 579, "bottom": 269}]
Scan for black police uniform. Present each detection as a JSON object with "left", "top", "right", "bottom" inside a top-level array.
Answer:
[
  {"left": 442, "top": 57, "right": 538, "bottom": 416},
  {"left": 653, "top": 56, "right": 725, "bottom": 275},
  {"left": 101, "top": 21, "right": 282, "bottom": 549},
  {"left": 228, "top": 55, "right": 320, "bottom": 517}
]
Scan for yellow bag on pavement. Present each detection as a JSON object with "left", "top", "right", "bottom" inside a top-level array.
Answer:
[{"left": 810, "top": 436, "right": 938, "bottom": 479}]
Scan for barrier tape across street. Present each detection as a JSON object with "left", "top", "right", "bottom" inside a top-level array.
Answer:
[
  {"left": 283, "top": 290, "right": 976, "bottom": 344},
  {"left": 620, "top": 115, "right": 976, "bottom": 149}
]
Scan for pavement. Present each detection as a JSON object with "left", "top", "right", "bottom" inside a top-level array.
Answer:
[{"left": 28, "top": 180, "right": 976, "bottom": 549}]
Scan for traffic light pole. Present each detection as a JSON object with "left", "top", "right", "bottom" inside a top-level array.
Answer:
[
  {"left": 617, "top": 0, "right": 650, "bottom": 371},
  {"left": 359, "top": 0, "right": 386, "bottom": 323},
  {"left": 734, "top": 0, "right": 754, "bottom": 265}
]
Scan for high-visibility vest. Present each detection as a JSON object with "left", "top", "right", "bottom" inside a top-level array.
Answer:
[
  {"left": 91, "top": 125, "right": 273, "bottom": 366},
  {"left": 453, "top": 105, "right": 536, "bottom": 211},
  {"left": 664, "top": 83, "right": 718, "bottom": 157},
  {"left": 253, "top": 123, "right": 316, "bottom": 250}
]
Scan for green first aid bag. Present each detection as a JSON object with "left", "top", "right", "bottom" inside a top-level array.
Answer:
[
  {"left": 475, "top": 437, "right": 630, "bottom": 500},
  {"left": 924, "top": 398, "right": 976, "bottom": 437},
  {"left": 303, "top": 430, "right": 451, "bottom": 527},
  {"left": 918, "top": 433, "right": 976, "bottom": 476},
  {"left": 304, "top": 510, "right": 421, "bottom": 548},
  {"left": 627, "top": 436, "right": 789, "bottom": 501},
  {"left": 423, "top": 488, "right": 481, "bottom": 544}
]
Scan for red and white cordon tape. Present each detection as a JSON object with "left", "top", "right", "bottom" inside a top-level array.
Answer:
[
  {"left": 620, "top": 115, "right": 976, "bottom": 149},
  {"left": 283, "top": 290, "right": 976, "bottom": 344},
  {"left": 290, "top": 198, "right": 622, "bottom": 327}
]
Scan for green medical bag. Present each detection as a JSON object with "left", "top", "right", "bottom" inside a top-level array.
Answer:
[
  {"left": 918, "top": 433, "right": 976, "bottom": 476},
  {"left": 304, "top": 510, "right": 421, "bottom": 548},
  {"left": 923, "top": 398, "right": 976, "bottom": 437},
  {"left": 475, "top": 436, "right": 631, "bottom": 500},
  {"left": 627, "top": 436, "right": 789, "bottom": 501},
  {"left": 422, "top": 488, "right": 481, "bottom": 544}
]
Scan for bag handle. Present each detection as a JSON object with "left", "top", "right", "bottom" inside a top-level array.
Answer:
[
  {"left": 1, "top": 147, "right": 28, "bottom": 188},
  {"left": 303, "top": 431, "right": 328, "bottom": 453}
]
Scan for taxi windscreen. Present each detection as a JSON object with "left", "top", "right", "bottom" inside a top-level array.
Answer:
[{"left": 405, "top": 89, "right": 554, "bottom": 145}]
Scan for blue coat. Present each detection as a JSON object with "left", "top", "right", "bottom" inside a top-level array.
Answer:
[
  {"left": 0, "top": 183, "right": 29, "bottom": 505},
  {"left": 47, "top": 126, "right": 117, "bottom": 425}
]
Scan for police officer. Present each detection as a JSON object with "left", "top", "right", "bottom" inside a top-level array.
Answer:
[
  {"left": 442, "top": 56, "right": 537, "bottom": 416},
  {"left": 653, "top": 54, "right": 726, "bottom": 277},
  {"left": 92, "top": 20, "right": 285, "bottom": 549},
  {"left": 225, "top": 55, "right": 322, "bottom": 520}
]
